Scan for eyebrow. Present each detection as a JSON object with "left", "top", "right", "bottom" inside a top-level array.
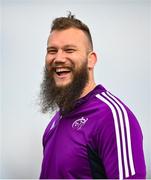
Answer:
[
  {"left": 47, "top": 45, "right": 77, "bottom": 50},
  {"left": 63, "top": 45, "right": 77, "bottom": 49},
  {"left": 47, "top": 47, "right": 56, "bottom": 51}
]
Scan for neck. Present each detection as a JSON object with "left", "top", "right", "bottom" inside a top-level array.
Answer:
[{"left": 80, "top": 81, "right": 96, "bottom": 98}]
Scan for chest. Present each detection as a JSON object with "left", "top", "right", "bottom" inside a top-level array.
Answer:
[{"left": 44, "top": 115, "right": 96, "bottom": 169}]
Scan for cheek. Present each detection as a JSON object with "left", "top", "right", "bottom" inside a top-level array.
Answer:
[
  {"left": 45, "top": 55, "right": 53, "bottom": 68},
  {"left": 45, "top": 54, "right": 49, "bottom": 63},
  {"left": 74, "top": 54, "right": 88, "bottom": 67}
]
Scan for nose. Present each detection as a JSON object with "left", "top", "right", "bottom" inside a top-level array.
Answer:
[{"left": 54, "top": 49, "right": 66, "bottom": 64}]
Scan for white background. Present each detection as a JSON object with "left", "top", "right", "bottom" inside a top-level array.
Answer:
[{"left": 0, "top": 0, "right": 150, "bottom": 178}]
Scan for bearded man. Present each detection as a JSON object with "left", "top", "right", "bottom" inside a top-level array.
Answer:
[{"left": 39, "top": 12, "right": 146, "bottom": 179}]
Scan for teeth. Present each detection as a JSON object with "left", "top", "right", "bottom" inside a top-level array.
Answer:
[
  {"left": 55, "top": 68, "right": 70, "bottom": 73},
  {"left": 55, "top": 69, "right": 62, "bottom": 73}
]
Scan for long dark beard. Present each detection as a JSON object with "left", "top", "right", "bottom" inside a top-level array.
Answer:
[{"left": 39, "top": 61, "right": 89, "bottom": 116}]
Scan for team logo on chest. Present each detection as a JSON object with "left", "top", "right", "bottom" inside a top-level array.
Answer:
[{"left": 72, "top": 117, "right": 88, "bottom": 130}]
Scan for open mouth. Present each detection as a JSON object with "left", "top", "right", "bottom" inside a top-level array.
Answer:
[{"left": 55, "top": 68, "right": 72, "bottom": 76}]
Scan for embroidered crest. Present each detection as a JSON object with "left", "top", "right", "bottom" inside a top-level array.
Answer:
[{"left": 72, "top": 117, "right": 88, "bottom": 130}]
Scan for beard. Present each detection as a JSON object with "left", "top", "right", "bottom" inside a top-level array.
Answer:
[{"left": 39, "top": 60, "right": 89, "bottom": 116}]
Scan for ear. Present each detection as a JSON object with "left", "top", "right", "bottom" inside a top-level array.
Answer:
[{"left": 87, "top": 51, "right": 97, "bottom": 69}]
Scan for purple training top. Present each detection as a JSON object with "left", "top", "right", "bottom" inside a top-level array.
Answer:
[{"left": 40, "top": 85, "right": 146, "bottom": 179}]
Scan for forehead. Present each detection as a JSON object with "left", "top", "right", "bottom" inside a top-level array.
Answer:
[{"left": 47, "top": 28, "right": 89, "bottom": 47}]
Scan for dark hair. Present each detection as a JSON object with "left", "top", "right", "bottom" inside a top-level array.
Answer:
[{"left": 50, "top": 12, "right": 93, "bottom": 50}]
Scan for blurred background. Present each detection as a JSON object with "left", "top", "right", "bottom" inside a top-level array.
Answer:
[{"left": 0, "top": 0, "right": 150, "bottom": 178}]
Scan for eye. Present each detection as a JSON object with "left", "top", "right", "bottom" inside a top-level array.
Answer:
[
  {"left": 65, "top": 48, "right": 76, "bottom": 53},
  {"left": 47, "top": 49, "right": 58, "bottom": 54}
]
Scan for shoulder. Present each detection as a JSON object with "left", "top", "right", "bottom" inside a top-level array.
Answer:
[
  {"left": 94, "top": 90, "right": 138, "bottom": 122},
  {"left": 93, "top": 90, "right": 143, "bottom": 143}
]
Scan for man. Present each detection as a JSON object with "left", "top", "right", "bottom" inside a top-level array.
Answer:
[{"left": 39, "top": 12, "right": 146, "bottom": 179}]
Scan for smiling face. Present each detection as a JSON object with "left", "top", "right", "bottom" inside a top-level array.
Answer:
[
  {"left": 40, "top": 27, "right": 97, "bottom": 115},
  {"left": 45, "top": 28, "right": 91, "bottom": 87}
]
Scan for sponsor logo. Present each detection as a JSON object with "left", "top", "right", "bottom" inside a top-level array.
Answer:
[{"left": 72, "top": 117, "right": 88, "bottom": 130}]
